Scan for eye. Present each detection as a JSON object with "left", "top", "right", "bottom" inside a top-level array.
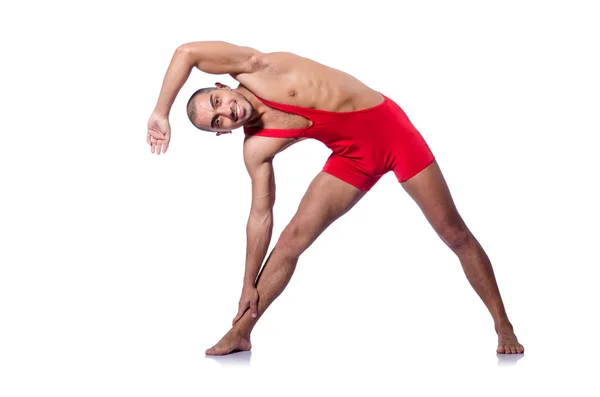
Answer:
[
  {"left": 215, "top": 98, "right": 220, "bottom": 105},
  {"left": 216, "top": 117, "right": 221, "bottom": 127}
]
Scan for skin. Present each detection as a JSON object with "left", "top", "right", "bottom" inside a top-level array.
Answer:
[{"left": 147, "top": 41, "right": 524, "bottom": 355}]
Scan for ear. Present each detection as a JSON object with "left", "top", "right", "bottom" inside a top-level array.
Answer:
[
  {"left": 215, "top": 82, "right": 231, "bottom": 90},
  {"left": 216, "top": 131, "right": 232, "bottom": 136}
]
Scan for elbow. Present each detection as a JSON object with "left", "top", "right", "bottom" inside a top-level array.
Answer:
[
  {"left": 249, "top": 208, "right": 273, "bottom": 225},
  {"left": 175, "top": 43, "right": 192, "bottom": 55}
]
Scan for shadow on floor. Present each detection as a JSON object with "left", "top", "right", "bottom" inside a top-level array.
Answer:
[{"left": 205, "top": 350, "right": 252, "bottom": 367}]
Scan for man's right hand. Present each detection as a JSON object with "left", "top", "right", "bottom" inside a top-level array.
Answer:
[
  {"left": 147, "top": 113, "right": 171, "bottom": 155},
  {"left": 233, "top": 286, "right": 259, "bottom": 325}
]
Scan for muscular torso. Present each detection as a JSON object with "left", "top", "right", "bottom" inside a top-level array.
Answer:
[{"left": 233, "top": 52, "right": 383, "bottom": 155}]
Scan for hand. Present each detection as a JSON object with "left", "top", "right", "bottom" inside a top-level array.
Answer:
[
  {"left": 146, "top": 113, "right": 171, "bottom": 155},
  {"left": 232, "top": 286, "right": 259, "bottom": 325}
]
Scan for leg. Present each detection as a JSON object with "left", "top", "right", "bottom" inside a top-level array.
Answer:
[
  {"left": 401, "top": 160, "right": 524, "bottom": 354},
  {"left": 206, "top": 172, "right": 367, "bottom": 355}
]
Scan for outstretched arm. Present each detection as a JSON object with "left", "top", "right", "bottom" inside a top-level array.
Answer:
[
  {"left": 243, "top": 159, "right": 276, "bottom": 289},
  {"left": 152, "top": 41, "right": 261, "bottom": 118},
  {"left": 230, "top": 156, "right": 274, "bottom": 323},
  {"left": 232, "top": 136, "right": 295, "bottom": 324}
]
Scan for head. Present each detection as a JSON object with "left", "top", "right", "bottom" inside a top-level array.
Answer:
[{"left": 186, "top": 83, "right": 255, "bottom": 135}]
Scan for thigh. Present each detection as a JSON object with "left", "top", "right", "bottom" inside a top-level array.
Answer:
[
  {"left": 400, "top": 160, "right": 466, "bottom": 231},
  {"left": 279, "top": 171, "right": 367, "bottom": 254},
  {"left": 323, "top": 153, "right": 381, "bottom": 192}
]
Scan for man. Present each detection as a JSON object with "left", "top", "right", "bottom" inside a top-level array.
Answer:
[{"left": 146, "top": 41, "right": 524, "bottom": 356}]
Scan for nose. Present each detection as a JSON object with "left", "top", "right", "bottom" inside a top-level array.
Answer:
[{"left": 218, "top": 101, "right": 235, "bottom": 120}]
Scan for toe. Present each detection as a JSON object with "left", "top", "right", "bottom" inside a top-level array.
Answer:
[
  {"left": 205, "top": 345, "right": 223, "bottom": 356},
  {"left": 517, "top": 344, "right": 525, "bottom": 354},
  {"left": 206, "top": 347, "right": 222, "bottom": 356},
  {"left": 510, "top": 346, "right": 517, "bottom": 354},
  {"left": 497, "top": 345, "right": 505, "bottom": 354}
]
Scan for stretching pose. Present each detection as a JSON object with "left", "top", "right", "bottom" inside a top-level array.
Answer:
[{"left": 147, "top": 41, "right": 524, "bottom": 356}]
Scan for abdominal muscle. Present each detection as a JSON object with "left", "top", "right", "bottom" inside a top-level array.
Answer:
[{"left": 235, "top": 51, "right": 384, "bottom": 114}]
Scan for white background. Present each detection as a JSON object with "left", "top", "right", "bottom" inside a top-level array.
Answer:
[{"left": 1, "top": 0, "right": 599, "bottom": 395}]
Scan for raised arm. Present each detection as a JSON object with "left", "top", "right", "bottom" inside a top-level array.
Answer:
[{"left": 152, "top": 41, "right": 262, "bottom": 118}]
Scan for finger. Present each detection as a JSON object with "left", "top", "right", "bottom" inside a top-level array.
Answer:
[
  {"left": 250, "top": 299, "right": 258, "bottom": 318},
  {"left": 232, "top": 306, "right": 246, "bottom": 325},
  {"left": 154, "top": 139, "right": 162, "bottom": 154},
  {"left": 148, "top": 129, "right": 165, "bottom": 140},
  {"left": 162, "top": 141, "right": 168, "bottom": 154},
  {"left": 146, "top": 134, "right": 151, "bottom": 145},
  {"left": 232, "top": 313, "right": 240, "bottom": 325}
]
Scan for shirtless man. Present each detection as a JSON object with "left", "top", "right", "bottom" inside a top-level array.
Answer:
[{"left": 146, "top": 41, "right": 524, "bottom": 356}]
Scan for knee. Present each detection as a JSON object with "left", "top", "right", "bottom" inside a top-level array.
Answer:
[
  {"left": 438, "top": 223, "right": 471, "bottom": 251},
  {"left": 276, "top": 222, "right": 308, "bottom": 260}
]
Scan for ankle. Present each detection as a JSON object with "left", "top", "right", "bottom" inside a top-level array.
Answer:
[
  {"left": 495, "top": 321, "right": 514, "bottom": 334},
  {"left": 231, "top": 323, "right": 252, "bottom": 340}
]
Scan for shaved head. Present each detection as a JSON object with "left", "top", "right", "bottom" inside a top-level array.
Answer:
[{"left": 187, "top": 87, "right": 217, "bottom": 132}]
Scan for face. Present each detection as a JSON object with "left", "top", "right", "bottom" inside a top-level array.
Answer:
[{"left": 191, "top": 88, "right": 254, "bottom": 134}]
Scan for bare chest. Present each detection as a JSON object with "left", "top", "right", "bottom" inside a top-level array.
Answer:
[{"left": 261, "top": 107, "right": 313, "bottom": 130}]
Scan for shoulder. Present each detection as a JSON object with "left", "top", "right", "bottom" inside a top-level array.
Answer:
[
  {"left": 242, "top": 134, "right": 297, "bottom": 172},
  {"left": 245, "top": 51, "right": 312, "bottom": 76}
]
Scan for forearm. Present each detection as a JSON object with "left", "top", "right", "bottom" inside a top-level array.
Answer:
[
  {"left": 153, "top": 46, "right": 194, "bottom": 117},
  {"left": 244, "top": 212, "right": 274, "bottom": 287}
]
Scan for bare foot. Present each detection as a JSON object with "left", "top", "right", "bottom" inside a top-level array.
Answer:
[
  {"left": 205, "top": 329, "right": 252, "bottom": 356},
  {"left": 496, "top": 329, "right": 525, "bottom": 354}
]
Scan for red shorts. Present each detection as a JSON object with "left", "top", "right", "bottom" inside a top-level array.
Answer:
[{"left": 320, "top": 96, "right": 435, "bottom": 191}]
